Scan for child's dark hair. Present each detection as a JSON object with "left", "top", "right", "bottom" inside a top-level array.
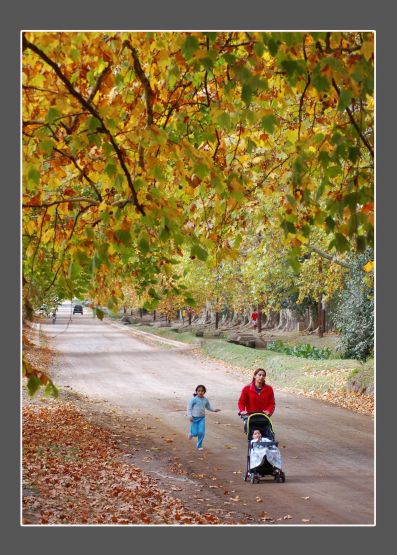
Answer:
[{"left": 193, "top": 384, "right": 207, "bottom": 396}]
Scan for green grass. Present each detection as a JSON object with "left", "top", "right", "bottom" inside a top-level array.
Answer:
[{"left": 201, "top": 340, "right": 370, "bottom": 394}]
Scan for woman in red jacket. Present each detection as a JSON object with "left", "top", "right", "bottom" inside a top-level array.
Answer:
[{"left": 238, "top": 368, "right": 275, "bottom": 416}]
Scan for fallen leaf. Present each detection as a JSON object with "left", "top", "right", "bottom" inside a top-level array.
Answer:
[
  {"left": 301, "top": 496, "right": 310, "bottom": 500},
  {"left": 301, "top": 518, "right": 311, "bottom": 523},
  {"left": 283, "top": 514, "right": 292, "bottom": 520}
]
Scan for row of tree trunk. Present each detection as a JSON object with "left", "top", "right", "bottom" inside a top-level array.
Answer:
[{"left": 194, "top": 303, "right": 331, "bottom": 336}]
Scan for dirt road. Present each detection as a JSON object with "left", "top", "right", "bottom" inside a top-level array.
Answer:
[{"left": 43, "top": 304, "right": 374, "bottom": 525}]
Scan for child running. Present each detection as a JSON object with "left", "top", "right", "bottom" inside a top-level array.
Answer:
[{"left": 187, "top": 385, "right": 220, "bottom": 450}]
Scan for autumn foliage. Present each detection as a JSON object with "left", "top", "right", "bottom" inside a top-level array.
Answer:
[{"left": 22, "top": 32, "right": 374, "bottom": 313}]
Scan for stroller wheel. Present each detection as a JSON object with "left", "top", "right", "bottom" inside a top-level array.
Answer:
[
  {"left": 250, "top": 473, "right": 257, "bottom": 484},
  {"left": 275, "top": 471, "right": 285, "bottom": 483}
]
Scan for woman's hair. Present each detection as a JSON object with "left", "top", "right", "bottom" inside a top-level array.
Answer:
[
  {"left": 193, "top": 384, "right": 207, "bottom": 396},
  {"left": 253, "top": 368, "right": 266, "bottom": 378}
]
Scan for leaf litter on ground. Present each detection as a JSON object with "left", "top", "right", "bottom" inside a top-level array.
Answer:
[{"left": 22, "top": 401, "right": 221, "bottom": 525}]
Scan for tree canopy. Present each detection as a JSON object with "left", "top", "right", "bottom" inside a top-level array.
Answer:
[{"left": 22, "top": 31, "right": 374, "bottom": 313}]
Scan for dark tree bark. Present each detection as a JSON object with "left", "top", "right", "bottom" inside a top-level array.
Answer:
[{"left": 257, "top": 306, "right": 262, "bottom": 333}]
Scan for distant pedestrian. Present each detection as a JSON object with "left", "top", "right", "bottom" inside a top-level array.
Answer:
[
  {"left": 251, "top": 310, "right": 258, "bottom": 329},
  {"left": 187, "top": 385, "right": 220, "bottom": 450}
]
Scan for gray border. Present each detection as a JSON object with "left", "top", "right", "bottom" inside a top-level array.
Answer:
[{"left": 4, "top": 0, "right": 393, "bottom": 553}]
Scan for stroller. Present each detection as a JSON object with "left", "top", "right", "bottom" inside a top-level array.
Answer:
[{"left": 240, "top": 412, "right": 286, "bottom": 484}]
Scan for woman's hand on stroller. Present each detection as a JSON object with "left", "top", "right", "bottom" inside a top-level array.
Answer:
[{"left": 238, "top": 410, "right": 248, "bottom": 417}]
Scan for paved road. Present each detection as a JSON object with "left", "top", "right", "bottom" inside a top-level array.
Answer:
[{"left": 43, "top": 304, "right": 374, "bottom": 525}]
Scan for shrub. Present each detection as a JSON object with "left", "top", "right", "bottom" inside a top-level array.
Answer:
[
  {"left": 334, "top": 250, "right": 374, "bottom": 361},
  {"left": 267, "top": 340, "right": 331, "bottom": 360}
]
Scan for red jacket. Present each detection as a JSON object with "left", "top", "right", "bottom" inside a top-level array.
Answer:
[{"left": 238, "top": 381, "right": 275, "bottom": 416}]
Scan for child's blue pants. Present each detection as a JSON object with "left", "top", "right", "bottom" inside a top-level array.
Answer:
[{"left": 190, "top": 416, "right": 206, "bottom": 448}]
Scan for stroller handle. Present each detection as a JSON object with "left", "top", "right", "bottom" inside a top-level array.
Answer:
[{"left": 238, "top": 411, "right": 270, "bottom": 419}]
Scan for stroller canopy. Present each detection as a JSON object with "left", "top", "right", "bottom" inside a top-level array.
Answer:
[{"left": 245, "top": 413, "right": 275, "bottom": 441}]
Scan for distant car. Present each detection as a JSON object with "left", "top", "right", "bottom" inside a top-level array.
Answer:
[{"left": 73, "top": 304, "right": 83, "bottom": 315}]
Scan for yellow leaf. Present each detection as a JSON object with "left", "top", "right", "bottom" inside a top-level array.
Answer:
[
  {"left": 25, "top": 220, "right": 36, "bottom": 235},
  {"left": 362, "top": 40, "right": 374, "bottom": 61},
  {"left": 363, "top": 260, "right": 374, "bottom": 272},
  {"left": 42, "top": 228, "right": 54, "bottom": 243}
]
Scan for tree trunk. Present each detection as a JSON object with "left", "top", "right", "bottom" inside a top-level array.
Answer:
[
  {"left": 215, "top": 311, "right": 219, "bottom": 329},
  {"left": 318, "top": 296, "right": 324, "bottom": 338},
  {"left": 257, "top": 307, "right": 262, "bottom": 333},
  {"left": 188, "top": 310, "right": 192, "bottom": 326},
  {"left": 153, "top": 310, "right": 156, "bottom": 321}
]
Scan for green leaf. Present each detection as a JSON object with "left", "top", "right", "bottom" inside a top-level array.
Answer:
[
  {"left": 105, "top": 162, "right": 117, "bottom": 177},
  {"left": 334, "top": 233, "right": 350, "bottom": 252},
  {"left": 114, "top": 174, "right": 124, "bottom": 188},
  {"left": 325, "top": 216, "right": 335, "bottom": 232},
  {"left": 326, "top": 165, "right": 342, "bottom": 178},
  {"left": 44, "top": 382, "right": 59, "bottom": 398},
  {"left": 191, "top": 244, "right": 208, "bottom": 261},
  {"left": 148, "top": 287, "right": 160, "bottom": 299},
  {"left": 40, "top": 140, "right": 53, "bottom": 155},
  {"left": 287, "top": 256, "right": 300, "bottom": 274},
  {"left": 184, "top": 296, "right": 197, "bottom": 307},
  {"left": 182, "top": 35, "right": 200, "bottom": 59},
  {"left": 241, "top": 84, "right": 252, "bottom": 106},
  {"left": 115, "top": 229, "right": 131, "bottom": 244},
  {"left": 312, "top": 72, "right": 330, "bottom": 92},
  {"left": 261, "top": 114, "right": 277, "bottom": 134},
  {"left": 281, "top": 220, "right": 296, "bottom": 235},
  {"left": 337, "top": 89, "right": 352, "bottom": 112},
  {"left": 138, "top": 237, "right": 150, "bottom": 253},
  {"left": 45, "top": 107, "right": 60, "bottom": 124},
  {"left": 356, "top": 235, "right": 366, "bottom": 252},
  {"left": 69, "top": 261, "right": 82, "bottom": 280},
  {"left": 217, "top": 112, "right": 231, "bottom": 131},
  {"left": 267, "top": 39, "right": 280, "bottom": 56},
  {"left": 87, "top": 116, "right": 102, "bottom": 133},
  {"left": 254, "top": 42, "right": 265, "bottom": 57},
  {"left": 160, "top": 226, "right": 170, "bottom": 241},
  {"left": 246, "top": 139, "right": 257, "bottom": 153},
  {"left": 28, "top": 168, "right": 40, "bottom": 184},
  {"left": 280, "top": 59, "right": 306, "bottom": 81},
  {"left": 70, "top": 49, "right": 80, "bottom": 62},
  {"left": 194, "top": 163, "right": 210, "bottom": 180},
  {"left": 27, "top": 375, "right": 41, "bottom": 397},
  {"left": 348, "top": 146, "right": 360, "bottom": 163}
]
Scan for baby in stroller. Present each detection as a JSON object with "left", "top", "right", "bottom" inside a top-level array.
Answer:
[{"left": 242, "top": 413, "right": 285, "bottom": 483}]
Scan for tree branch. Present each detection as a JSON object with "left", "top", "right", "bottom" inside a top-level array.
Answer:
[
  {"left": 23, "top": 34, "right": 145, "bottom": 215},
  {"left": 332, "top": 78, "right": 374, "bottom": 159},
  {"left": 306, "top": 244, "right": 352, "bottom": 269},
  {"left": 122, "top": 41, "right": 154, "bottom": 126}
]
